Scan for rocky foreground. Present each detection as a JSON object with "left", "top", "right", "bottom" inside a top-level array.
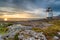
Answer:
[
  {"left": 0, "top": 19, "right": 60, "bottom": 40},
  {"left": 0, "top": 24, "right": 47, "bottom": 40}
]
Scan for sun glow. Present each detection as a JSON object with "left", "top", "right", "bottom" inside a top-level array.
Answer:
[{"left": 4, "top": 18, "right": 8, "bottom": 21}]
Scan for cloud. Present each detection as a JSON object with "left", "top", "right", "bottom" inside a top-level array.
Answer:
[
  {"left": 24, "top": 8, "right": 47, "bottom": 18},
  {"left": 53, "top": 12, "right": 60, "bottom": 16},
  {"left": 0, "top": 0, "right": 60, "bottom": 18},
  {"left": 0, "top": 7, "right": 15, "bottom": 12},
  {"left": 0, "top": 13, "right": 42, "bottom": 18},
  {"left": 54, "top": 1, "right": 60, "bottom": 5}
]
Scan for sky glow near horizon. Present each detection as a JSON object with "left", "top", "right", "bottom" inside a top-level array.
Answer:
[{"left": 0, "top": 0, "right": 60, "bottom": 18}]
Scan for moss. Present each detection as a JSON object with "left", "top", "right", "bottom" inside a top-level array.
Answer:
[
  {"left": 32, "top": 27, "right": 43, "bottom": 32},
  {"left": 14, "top": 33, "right": 19, "bottom": 40}
]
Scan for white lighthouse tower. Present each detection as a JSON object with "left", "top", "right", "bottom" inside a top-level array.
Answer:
[{"left": 46, "top": 7, "right": 53, "bottom": 19}]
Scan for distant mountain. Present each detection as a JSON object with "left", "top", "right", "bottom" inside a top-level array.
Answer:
[{"left": 53, "top": 15, "right": 60, "bottom": 19}]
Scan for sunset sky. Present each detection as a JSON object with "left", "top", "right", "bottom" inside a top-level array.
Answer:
[{"left": 0, "top": 0, "right": 60, "bottom": 18}]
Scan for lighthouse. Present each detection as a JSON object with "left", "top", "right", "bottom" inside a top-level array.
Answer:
[{"left": 46, "top": 7, "right": 53, "bottom": 19}]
